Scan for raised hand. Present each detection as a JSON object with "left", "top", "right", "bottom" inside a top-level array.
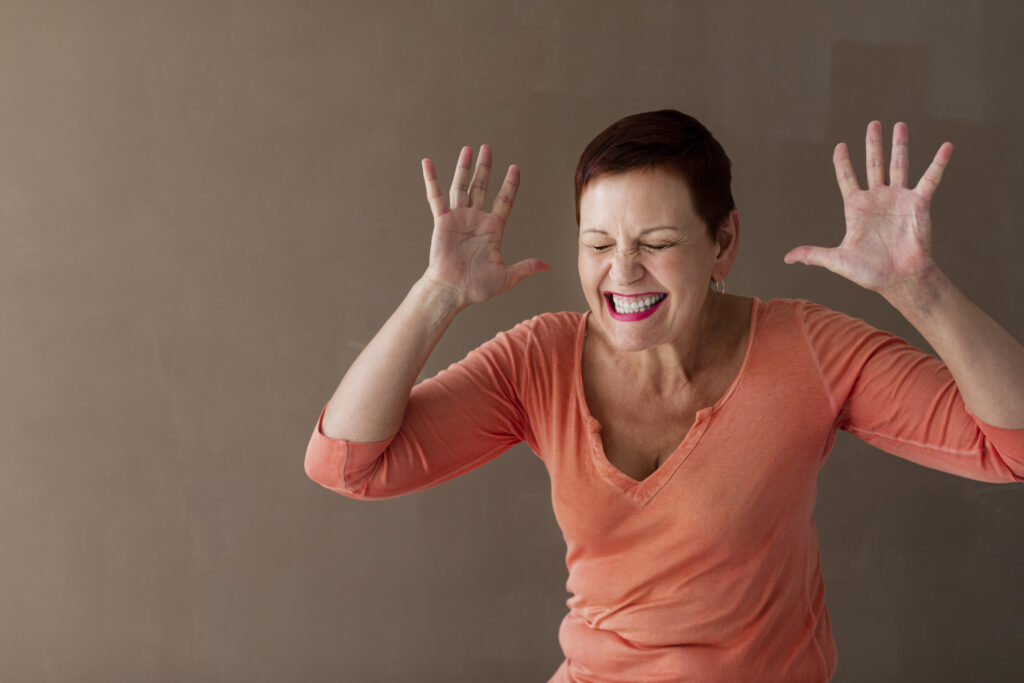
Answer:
[
  {"left": 784, "top": 121, "right": 953, "bottom": 299},
  {"left": 421, "top": 145, "right": 549, "bottom": 309}
]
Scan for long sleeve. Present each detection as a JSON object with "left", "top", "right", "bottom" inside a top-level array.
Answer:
[
  {"left": 800, "top": 300, "right": 1024, "bottom": 483},
  {"left": 304, "top": 319, "right": 537, "bottom": 500}
]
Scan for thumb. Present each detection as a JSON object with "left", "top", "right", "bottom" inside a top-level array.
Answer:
[
  {"left": 783, "top": 245, "right": 838, "bottom": 270},
  {"left": 505, "top": 258, "right": 550, "bottom": 289}
]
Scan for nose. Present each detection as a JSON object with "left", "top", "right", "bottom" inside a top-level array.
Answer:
[{"left": 609, "top": 248, "right": 644, "bottom": 286}]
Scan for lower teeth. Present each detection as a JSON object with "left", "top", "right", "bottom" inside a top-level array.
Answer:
[{"left": 614, "top": 297, "right": 661, "bottom": 314}]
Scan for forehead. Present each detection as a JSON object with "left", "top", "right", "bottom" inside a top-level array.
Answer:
[{"left": 578, "top": 167, "right": 698, "bottom": 232}]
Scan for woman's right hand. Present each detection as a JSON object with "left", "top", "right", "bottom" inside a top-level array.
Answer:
[{"left": 421, "top": 145, "right": 549, "bottom": 310}]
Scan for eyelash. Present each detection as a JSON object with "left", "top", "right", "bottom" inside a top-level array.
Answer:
[{"left": 591, "top": 244, "right": 671, "bottom": 252}]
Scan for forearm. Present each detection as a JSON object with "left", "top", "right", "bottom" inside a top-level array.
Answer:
[
  {"left": 321, "top": 276, "right": 464, "bottom": 442},
  {"left": 883, "top": 267, "right": 1024, "bottom": 428}
]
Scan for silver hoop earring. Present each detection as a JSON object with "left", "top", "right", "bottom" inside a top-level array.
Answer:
[{"left": 712, "top": 278, "right": 726, "bottom": 296}]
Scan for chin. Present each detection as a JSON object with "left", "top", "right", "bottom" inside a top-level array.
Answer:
[{"left": 589, "top": 293, "right": 679, "bottom": 352}]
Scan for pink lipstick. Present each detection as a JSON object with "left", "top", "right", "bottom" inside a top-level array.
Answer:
[{"left": 604, "top": 292, "right": 667, "bottom": 322}]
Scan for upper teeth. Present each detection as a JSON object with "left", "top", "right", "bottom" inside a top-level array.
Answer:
[{"left": 611, "top": 293, "right": 666, "bottom": 314}]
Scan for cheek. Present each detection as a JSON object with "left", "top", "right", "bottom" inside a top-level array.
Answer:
[
  {"left": 577, "top": 260, "right": 611, "bottom": 309},
  {"left": 576, "top": 257, "right": 592, "bottom": 293},
  {"left": 577, "top": 253, "right": 603, "bottom": 282}
]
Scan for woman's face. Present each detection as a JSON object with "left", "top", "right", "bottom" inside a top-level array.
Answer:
[{"left": 577, "top": 167, "right": 734, "bottom": 353}]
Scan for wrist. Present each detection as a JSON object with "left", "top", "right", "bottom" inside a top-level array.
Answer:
[
  {"left": 879, "top": 261, "right": 951, "bottom": 314},
  {"left": 413, "top": 273, "right": 469, "bottom": 320}
]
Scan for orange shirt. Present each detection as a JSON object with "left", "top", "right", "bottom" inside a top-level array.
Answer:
[{"left": 305, "top": 298, "right": 1024, "bottom": 682}]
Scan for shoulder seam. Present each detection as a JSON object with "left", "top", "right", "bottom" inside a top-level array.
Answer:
[
  {"left": 798, "top": 300, "right": 841, "bottom": 419},
  {"left": 520, "top": 316, "right": 536, "bottom": 402}
]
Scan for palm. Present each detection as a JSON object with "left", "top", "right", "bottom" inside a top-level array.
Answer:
[
  {"left": 831, "top": 185, "right": 933, "bottom": 290},
  {"left": 420, "top": 145, "right": 548, "bottom": 308},
  {"left": 430, "top": 206, "right": 516, "bottom": 303},
  {"left": 786, "top": 121, "right": 952, "bottom": 297}
]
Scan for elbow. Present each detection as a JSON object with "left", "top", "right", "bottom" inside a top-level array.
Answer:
[
  {"left": 304, "top": 442, "right": 356, "bottom": 495},
  {"left": 303, "top": 446, "right": 337, "bottom": 489},
  {"left": 304, "top": 443, "right": 384, "bottom": 501},
  {"left": 303, "top": 415, "right": 355, "bottom": 493},
  {"left": 304, "top": 416, "right": 399, "bottom": 500}
]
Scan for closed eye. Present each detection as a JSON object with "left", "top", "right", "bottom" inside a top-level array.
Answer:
[{"left": 584, "top": 242, "right": 675, "bottom": 253}]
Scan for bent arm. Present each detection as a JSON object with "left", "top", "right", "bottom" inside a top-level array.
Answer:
[
  {"left": 786, "top": 121, "right": 1024, "bottom": 430},
  {"left": 321, "top": 277, "right": 461, "bottom": 442},
  {"left": 801, "top": 301, "right": 1024, "bottom": 482},
  {"left": 322, "top": 145, "right": 545, "bottom": 442},
  {"left": 309, "top": 146, "right": 547, "bottom": 494},
  {"left": 883, "top": 268, "right": 1024, "bottom": 429},
  {"left": 307, "top": 311, "right": 535, "bottom": 499}
]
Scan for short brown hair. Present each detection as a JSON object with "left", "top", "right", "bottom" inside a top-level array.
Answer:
[{"left": 574, "top": 110, "right": 735, "bottom": 237}]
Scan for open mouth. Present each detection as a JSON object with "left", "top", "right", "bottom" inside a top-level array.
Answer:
[{"left": 603, "top": 292, "right": 667, "bottom": 321}]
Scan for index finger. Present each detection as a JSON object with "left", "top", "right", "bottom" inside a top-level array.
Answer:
[
  {"left": 913, "top": 142, "right": 953, "bottom": 201},
  {"left": 490, "top": 164, "right": 520, "bottom": 222},
  {"left": 832, "top": 142, "right": 860, "bottom": 200}
]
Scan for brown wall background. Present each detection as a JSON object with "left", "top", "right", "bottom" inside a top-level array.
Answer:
[{"left": 2, "top": 1, "right": 1022, "bottom": 681}]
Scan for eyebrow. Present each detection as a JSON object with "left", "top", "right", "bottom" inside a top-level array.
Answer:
[{"left": 580, "top": 226, "right": 681, "bottom": 236}]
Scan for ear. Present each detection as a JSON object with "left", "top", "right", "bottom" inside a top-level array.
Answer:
[{"left": 712, "top": 210, "right": 740, "bottom": 280}]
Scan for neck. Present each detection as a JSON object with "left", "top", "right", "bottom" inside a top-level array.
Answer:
[{"left": 600, "top": 293, "right": 740, "bottom": 389}]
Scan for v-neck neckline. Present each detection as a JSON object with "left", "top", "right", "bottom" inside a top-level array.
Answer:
[{"left": 573, "top": 297, "right": 760, "bottom": 506}]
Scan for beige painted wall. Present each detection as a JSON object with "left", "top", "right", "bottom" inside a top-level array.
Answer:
[{"left": 2, "top": 1, "right": 1022, "bottom": 681}]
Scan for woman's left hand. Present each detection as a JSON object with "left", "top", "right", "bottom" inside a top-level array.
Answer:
[{"left": 784, "top": 121, "right": 953, "bottom": 300}]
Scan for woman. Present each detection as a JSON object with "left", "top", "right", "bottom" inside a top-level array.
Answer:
[{"left": 305, "top": 110, "right": 1024, "bottom": 681}]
